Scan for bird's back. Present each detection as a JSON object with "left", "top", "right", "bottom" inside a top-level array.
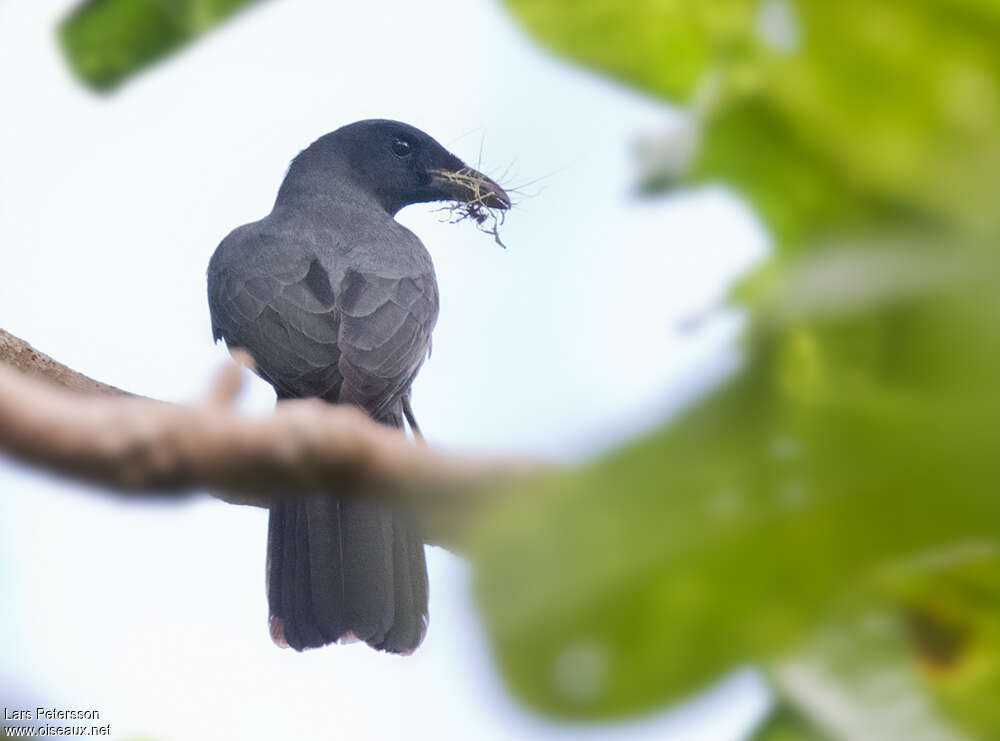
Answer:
[{"left": 207, "top": 201, "right": 439, "bottom": 408}]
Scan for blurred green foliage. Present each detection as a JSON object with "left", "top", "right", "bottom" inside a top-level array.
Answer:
[
  {"left": 473, "top": 255, "right": 1000, "bottom": 733},
  {"left": 60, "top": 0, "right": 268, "bottom": 91},
  {"left": 754, "top": 705, "right": 828, "bottom": 741},
  {"left": 505, "top": 0, "right": 1000, "bottom": 251},
  {"left": 474, "top": 0, "right": 1000, "bottom": 736}
]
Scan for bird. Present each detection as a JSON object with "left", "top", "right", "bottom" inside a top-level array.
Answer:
[{"left": 206, "top": 119, "right": 509, "bottom": 654}]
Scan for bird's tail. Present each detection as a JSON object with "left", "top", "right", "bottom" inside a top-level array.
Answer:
[{"left": 265, "top": 412, "right": 428, "bottom": 654}]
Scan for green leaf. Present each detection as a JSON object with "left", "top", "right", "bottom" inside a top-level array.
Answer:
[
  {"left": 470, "top": 246, "right": 1000, "bottom": 725},
  {"left": 752, "top": 703, "right": 829, "bottom": 741},
  {"left": 59, "top": 0, "right": 269, "bottom": 91},
  {"left": 485, "top": 0, "right": 1000, "bottom": 733},
  {"left": 765, "top": 546, "right": 1000, "bottom": 741},
  {"left": 503, "top": 0, "right": 760, "bottom": 102},
  {"left": 870, "top": 547, "right": 1000, "bottom": 737},
  {"left": 475, "top": 0, "right": 1000, "bottom": 735},
  {"left": 503, "top": 0, "right": 1000, "bottom": 250}
]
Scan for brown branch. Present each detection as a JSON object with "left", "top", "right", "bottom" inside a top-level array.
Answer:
[
  {"left": 0, "top": 329, "right": 542, "bottom": 549},
  {"left": 0, "top": 328, "right": 131, "bottom": 396}
]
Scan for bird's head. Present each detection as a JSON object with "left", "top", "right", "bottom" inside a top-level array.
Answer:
[{"left": 286, "top": 119, "right": 511, "bottom": 216}]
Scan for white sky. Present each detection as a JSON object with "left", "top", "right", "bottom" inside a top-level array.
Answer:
[{"left": 0, "top": 0, "right": 770, "bottom": 738}]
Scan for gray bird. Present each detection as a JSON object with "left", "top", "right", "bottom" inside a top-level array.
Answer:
[{"left": 207, "top": 120, "right": 509, "bottom": 654}]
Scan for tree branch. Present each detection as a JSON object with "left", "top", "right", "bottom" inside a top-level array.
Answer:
[
  {"left": 0, "top": 328, "right": 131, "bottom": 396},
  {"left": 0, "top": 329, "right": 541, "bottom": 549}
]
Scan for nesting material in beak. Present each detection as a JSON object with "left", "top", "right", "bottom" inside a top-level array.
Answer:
[
  {"left": 432, "top": 167, "right": 512, "bottom": 247},
  {"left": 432, "top": 167, "right": 511, "bottom": 210}
]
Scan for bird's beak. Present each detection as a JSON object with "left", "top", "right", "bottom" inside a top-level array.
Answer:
[{"left": 429, "top": 166, "right": 511, "bottom": 210}]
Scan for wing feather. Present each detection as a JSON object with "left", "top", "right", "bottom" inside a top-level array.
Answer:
[
  {"left": 337, "top": 269, "right": 437, "bottom": 416},
  {"left": 208, "top": 227, "right": 438, "bottom": 410}
]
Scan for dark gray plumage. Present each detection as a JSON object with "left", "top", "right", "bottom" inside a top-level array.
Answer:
[{"left": 207, "top": 119, "right": 509, "bottom": 654}]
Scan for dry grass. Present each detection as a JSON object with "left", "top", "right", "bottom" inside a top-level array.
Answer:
[{"left": 432, "top": 167, "right": 510, "bottom": 248}]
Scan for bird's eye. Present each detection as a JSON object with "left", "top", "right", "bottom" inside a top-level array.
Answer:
[{"left": 391, "top": 138, "right": 412, "bottom": 157}]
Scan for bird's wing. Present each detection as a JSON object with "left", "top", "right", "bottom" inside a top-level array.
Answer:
[
  {"left": 208, "top": 231, "right": 344, "bottom": 399},
  {"left": 336, "top": 267, "right": 438, "bottom": 419}
]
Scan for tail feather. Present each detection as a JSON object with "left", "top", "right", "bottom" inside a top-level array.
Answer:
[
  {"left": 375, "top": 517, "right": 429, "bottom": 653},
  {"left": 280, "top": 500, "right": 304, "bottom": 648},
  {"left": 338, "top": 496, "right": 394, "bottom": 644},
  {"left": 266, "top": 500, "right": 287, "bottom": 647},
  {"left": 292, "top": 501, "right": 326, "bottom": 648},
  {"left": 304, "top": 496, "right": 345, "bottom": 643},
  {"left": 265, "top": 406, "right": 429, "bottom": 654}
]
